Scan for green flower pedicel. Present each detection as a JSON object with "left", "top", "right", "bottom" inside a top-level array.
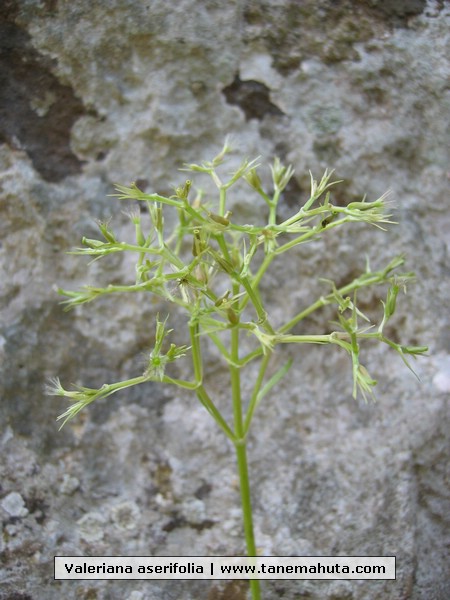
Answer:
[{"left": 48, "top": 141, "right": 427, "bottom": 600}]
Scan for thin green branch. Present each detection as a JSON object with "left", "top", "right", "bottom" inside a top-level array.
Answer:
[{"left": 243, "top": 353, "right": 271, "bottom": 435}]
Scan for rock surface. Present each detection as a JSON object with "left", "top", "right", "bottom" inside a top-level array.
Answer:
[{"left": 1, "top": 1, "right": 449, "bottom": 599}]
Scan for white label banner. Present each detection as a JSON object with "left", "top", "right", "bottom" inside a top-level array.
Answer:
[{"left": 54, "top": 555, "right": 396, "bottom": 580}]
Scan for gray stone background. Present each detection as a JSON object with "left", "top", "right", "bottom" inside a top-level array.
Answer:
[{"left": 0, "top": 1, "right": 449, "bottom": 599}]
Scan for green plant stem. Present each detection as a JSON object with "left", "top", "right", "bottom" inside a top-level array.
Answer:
[
  {"left": 243, "top": 353, "right": 271, "bottom": 435},
  {"left": 230, "top": 292, "right": 261, "bottom": 600},
  {"left": 268, "top": 191, "right": 279, "bottom": 226},
  {"left": 219, "top": 186, "right": 227, "bottom": 216},
  {"left": 239, "top": 276, "right": 273, "bottom": 333},
  {"left": 234, "top": 440, "right": 260, "bottom": 600},
  {"left": 196, "top": 384, "right": 236, "bottom": 442},
  {"left": 189, "top": 319, "right": 236, "bottom": 442}
]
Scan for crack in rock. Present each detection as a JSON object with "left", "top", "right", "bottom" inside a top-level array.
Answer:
[
  {"left": 0, "top": 2, "right": 91, "bottom": 182},
  {"left": 222, "top": 74, "right": 284, "bottom": 121}
]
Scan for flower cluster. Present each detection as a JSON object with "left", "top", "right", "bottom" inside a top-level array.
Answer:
[{"left": 51, "top": 140, "right": 427, "bottom": 429}]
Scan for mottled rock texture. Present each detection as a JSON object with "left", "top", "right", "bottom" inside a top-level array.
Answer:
[{"left": 1, "top": 1, "right": 449, "bottom": 599}]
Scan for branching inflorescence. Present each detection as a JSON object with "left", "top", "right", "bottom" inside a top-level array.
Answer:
[{"left": 48, "top": 140, "right": 427, "bottom": 600}]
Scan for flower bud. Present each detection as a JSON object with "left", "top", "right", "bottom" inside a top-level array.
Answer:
[
  {"left": 192, "top": 229, "right": 206, "bottom": 256},
  {"left": 175, "top": 180, "right": 192, "bottom": 200},
  {"left": 401, "top": 345, "right": 428, "bottom": 356},
  {"left": 82, "top": 237, "right": 103, "bottom": 248},
  {"left": 384, "top": 284, "right": 399, "bottom": 320},
  {"left": 227, "top": 308, "right": 239, "bottom": 325},
  {"left": 244, "top": 168, "right": 263, "bottom": 193},
  {"left": 209, "top": 212, "right": 230, "bottom": 227},
  {"left": 97, "top": 220, "right": 117, "bottom": 243}
]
